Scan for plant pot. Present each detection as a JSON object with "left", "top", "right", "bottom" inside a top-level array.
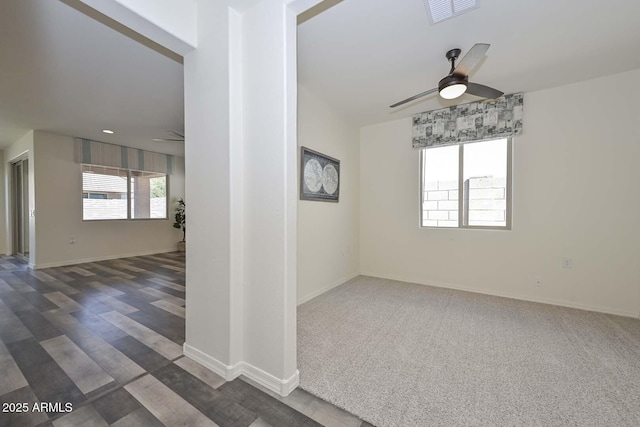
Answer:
[{"left": 177, "top": 241, "right": 186, "bottom": 253}]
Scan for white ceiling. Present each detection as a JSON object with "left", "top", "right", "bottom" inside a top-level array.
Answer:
[
  {"left": 2, "top": 0, "right": 638, "bottom": 154},
  {"left": 297, "top": 0, "right": 640, "bottom": 127},
  {"left": 0, "top": 0, "right": 184, "bottom": 155}
]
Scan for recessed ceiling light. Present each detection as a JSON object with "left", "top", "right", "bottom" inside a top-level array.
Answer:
[
  {"left": 102, "top": 129, "right": 114, "bottom": 134},
  {"left": 424, "top": 0, "right": 479, "bottom": 24}
]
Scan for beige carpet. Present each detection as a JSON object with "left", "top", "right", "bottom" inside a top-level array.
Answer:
[{"left": 297, "top": 275, "right": 640, "bottom": 427}]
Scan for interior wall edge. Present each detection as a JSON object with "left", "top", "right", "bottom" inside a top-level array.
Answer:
[
  {"left": 32, "top": 248, "right": 178, "bottom": 270},
  {"left": 360, "top": 271, "right": 640, "bottom": 319},
  {"left": 297, "top": 271, "right": 359, "bottom": 305}
]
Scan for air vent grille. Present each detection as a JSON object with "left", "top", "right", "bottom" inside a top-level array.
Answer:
[{"left": 424, "top": 0, "right": 478, "bottom": 24}]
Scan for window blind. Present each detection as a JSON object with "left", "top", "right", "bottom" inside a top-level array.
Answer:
[{"left": 74, "top": 138, "right": 174, "bottom": 175}]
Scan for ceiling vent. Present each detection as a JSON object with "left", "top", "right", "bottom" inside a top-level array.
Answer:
[{"left": 424, "top": 0, "right": 479, "bottom": 24}]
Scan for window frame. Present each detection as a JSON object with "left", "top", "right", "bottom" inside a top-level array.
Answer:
[
  {"left": 81, "top": 164, "right": 169, "bottom": 222},
  {"left": 419, "top": 137, "right": 512, "bottom": 231}
]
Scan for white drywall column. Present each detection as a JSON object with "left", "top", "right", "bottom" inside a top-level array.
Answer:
[
  {"left": 182, "top": 0, "right": 243, "bottom": 374},
  {"left": 241, "top": 0, "right": 299, "bottom": 390},
  {"left": 183, "top": 0, "right": 302, "bottom": 394}
]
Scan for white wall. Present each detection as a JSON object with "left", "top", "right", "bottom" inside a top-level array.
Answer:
[
  {"left": 297, "top": 84, "right": 360, "bottom": 304},
  {"left": 4, "top": 131, "right": 36, "bottom": 262},
  {"left": 32, "top": 131, "right": 184, "bottom": 268},
  {"left": 360, "top": 68, "right": 640, "bottom": 317}
]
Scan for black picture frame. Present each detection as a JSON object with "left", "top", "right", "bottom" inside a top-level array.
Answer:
[{"left": 300, "top": 146, "right": 340, "bottom": 202}]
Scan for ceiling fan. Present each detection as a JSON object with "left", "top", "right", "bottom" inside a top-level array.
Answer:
[
  {"left": 152, "top": 130, "right": 185, "bottom": 142},
  {"left": 390, "top": 43, "right": 503, "bottom": 108}
]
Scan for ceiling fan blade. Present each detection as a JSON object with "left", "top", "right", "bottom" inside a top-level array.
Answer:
[
  {"left": 453, "top": 43, "right": 490, "bottom": 76},
  {"left": 168, "top": 130, "right": 185, "bottom": 139},
  {"left": 152, "top": 138, "right": 184, "bottom": 142},
  {"left": 389, "top": 88, "right": 438, "bottom": 108},
  {"left": 466, "top": 82, "right": 504, "bottom": 99}
]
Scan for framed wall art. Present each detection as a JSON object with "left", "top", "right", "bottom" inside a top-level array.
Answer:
[{"left": 300, "top": 147, "right": 340, "bottom": 202}]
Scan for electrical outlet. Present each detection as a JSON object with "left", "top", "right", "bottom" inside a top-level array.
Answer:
[
  {"left": 534, "top": 277, "right": 543, "bottom": 286},
  {"left": 561, "top": 257, "right": 572, "bottom": 269}
]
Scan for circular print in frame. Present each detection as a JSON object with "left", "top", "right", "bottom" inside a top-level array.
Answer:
[
  {"left": 303, "top": 158, "right": 323, "bottom": 193},
  {"left": 322, "top": 164, "right": 339, "bottom": 195}
]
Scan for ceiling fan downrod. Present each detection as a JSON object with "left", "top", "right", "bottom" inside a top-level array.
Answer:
[{"left": 446, "top": 48, "right": 461, "bottom": 74}]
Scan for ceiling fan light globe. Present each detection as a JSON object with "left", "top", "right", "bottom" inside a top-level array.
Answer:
[
  {"left": 439, "top": 82, "right": 467, "bottom": 99},
  {"left": 438, "top": 74, "right": 468, "bottom": 100}
]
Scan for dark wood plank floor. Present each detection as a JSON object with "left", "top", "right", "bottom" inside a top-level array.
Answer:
[{"left": 0, "top": 253, "right": 372, "bottom": 427}]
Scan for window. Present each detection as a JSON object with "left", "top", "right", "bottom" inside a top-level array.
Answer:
[
  {"left": 82, "top": 165, "right": 168, "bottom": 221},
  {"left": 130, "top": 171, "right": 167, "bottom": 219},
  {"left": 421, "top": 138, "right": 512, "bottom": 229},
  {"left": 82, "top": 166, "right": 128, "bottom": 220}
]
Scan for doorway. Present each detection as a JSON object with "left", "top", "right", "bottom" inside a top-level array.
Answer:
[{"left": 12, "top": 157, "right": 29, "bottom": 259}]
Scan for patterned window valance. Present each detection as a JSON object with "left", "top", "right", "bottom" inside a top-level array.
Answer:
[
  {"left": 74, "top": 138, "right": 174, "bottom": 174},
  {"left": 412, "top": 93, "right": 524, "bottom": 149}
]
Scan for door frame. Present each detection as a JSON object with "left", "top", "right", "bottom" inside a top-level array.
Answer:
[{"left": 10, "top": 153, "right": 29, "bottom": 260}]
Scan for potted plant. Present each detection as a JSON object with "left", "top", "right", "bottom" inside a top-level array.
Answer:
[{"left": 173, "top": 198, "right": 186, "bottom": 252}]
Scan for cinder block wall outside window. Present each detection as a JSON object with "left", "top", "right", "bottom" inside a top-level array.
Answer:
[{"left": 423, "top": 177, "right": 506, "bottom": 227}]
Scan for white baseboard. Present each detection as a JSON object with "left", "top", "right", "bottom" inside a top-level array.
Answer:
[
  {"left": 183, "top": 343, "right": 242, "bottom": 381},
  {"left": 240, "top": 362, "right": 299, "bottom": 396},
  {"left": 33, "top": 248, "right": 178, "bottom": 270},
  {"left": 360, "top": 271, "right": 639, "bottom": 319},
  {"left": 297, "top": 271, "right": 359, "bottom": 305},
  {"left": 183, "top": 343, "right": 299, "bottom": 396}
]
